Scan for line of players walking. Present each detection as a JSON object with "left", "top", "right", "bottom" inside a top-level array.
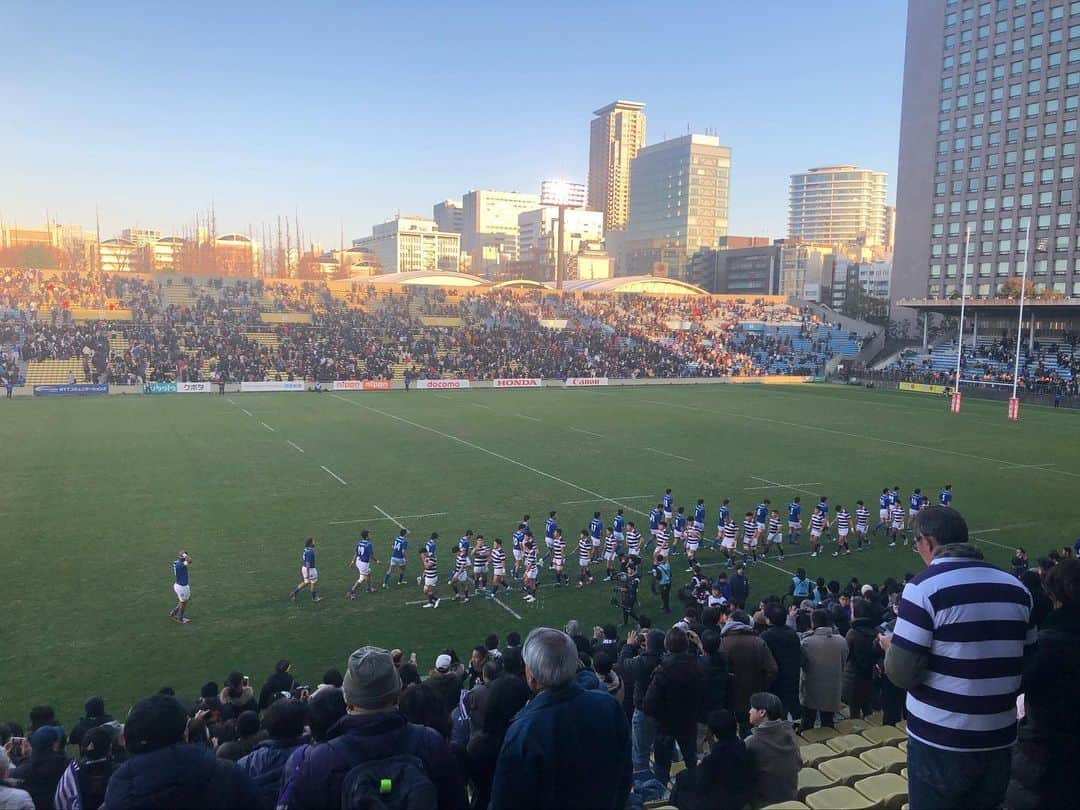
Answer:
[{"left": 281, "top": 484, "right": 954, "bottom": 609}]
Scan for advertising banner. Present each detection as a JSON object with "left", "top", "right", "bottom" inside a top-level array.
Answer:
[
  {"left": 34, "top": 384, "right": 109, "bottom": 397},
  {"left": 240, "top": 381, "right": 305, "bottom": 392},
  {"left": 899, "top": 381, "right": 947, "bottom": 395},
  {"left": 493, "top": 378, "right": 543, "bottom": 388},
  {"left": 333, "top": 380, "right": 392, "bottom": 391},
  {"left": 144, "top": 382, "right": 177, "bottom": 394},
  {"left": 176, "top": 381, "right": 213, "bottom": 393},
  {"left": 416, "top": 379, "right": 471, "bottom": 390},
  {"left": 564, "top": 377, "right": 608, "bottom": 387}
]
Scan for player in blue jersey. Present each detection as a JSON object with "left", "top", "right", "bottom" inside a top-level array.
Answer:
[
  {"left": 713, "top": 499, "right": 731, "bottom": 551},
  {"left": 170, "top": 551, "right": 192, "bottom": 623},
  {"left": 872, "top": 488, "right": 891, "bottom": 534},
  {"left": 382, "top": 528, "right": 409, "bottom": 588},
  {"left": 662, "top": 488, "right": 674, "bottom": 521},
  {"left": 589, "top": 512, "right": 604, "bottom": 562},
  {"left": 787, "top": 497, "right": 802, "bottom": 545},
  {"left": 672, "top": 507, "right": 687, "bottom": 556},
  {"left": 648, "top": 503, "right": 663, "bottom": 545},
  {"left": 290, "top": 538, "right": 323, "bottom": 603},
  {"left": 543, "top": 511, "right": 559, "bottom": 567},
  {"left": 521, "top": 513, "right": 531, "bottom": 535},
  {"left": 612, "top": 509, "right": 626, "bottom": 550},
  {"left": 511, "top": 523, "right": 527, "bottom": 580},
  {"left": 347, "top": 530, "right": 379, "bottom": 598},
  {"left": 907, "top": 489, "right": 924, "bottom": 530},
  {"left": 939, "top": 484, "right": 953, "bottom": 506},
  {"left": 693, "top": 499, "right": 706, "bottom": 533},
  {"left": 754, "top": 500, "right": 770, "bottom": 536}
]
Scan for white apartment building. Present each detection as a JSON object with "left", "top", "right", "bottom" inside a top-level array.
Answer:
[
  {"left": 788, "top": 165, "right": 888, "bottom": 247},
  {"left": 461, "top": 189, "right": 541, "bottom": 276},
  {"left": 518, "top": 207, "right": 604, "bottom": 265},
  {"left": 354, "top": 216, "right": 460, "bottom": 274}
]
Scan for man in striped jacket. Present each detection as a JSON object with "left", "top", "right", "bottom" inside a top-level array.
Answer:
[{"left": 879, "top": 506, "right": 1034, "bottom": 810}]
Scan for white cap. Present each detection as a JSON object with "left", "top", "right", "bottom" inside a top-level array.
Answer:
[{"left": 435, "top": 654, "right": 452, "bottom": 672}]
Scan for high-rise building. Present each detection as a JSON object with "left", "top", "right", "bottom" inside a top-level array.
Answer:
[
  {"left": 588, "top": 100, "right": 646, "bottom": 232},
  {"left": 460, "top": 189, "right": 541, "bottom": 277},
  {"left": 686, "top": 244, "right": 780, "bottom": 295},
  {"left": 433, "top": 200, "right": 463, "bottom": 234},
  {"left": 788, "top": 166, "right": 888, "bottom": 246},
  {"left": 883, "top": 205, "right": 896, "bottom": 250},
  {"left": 518, "top": 207, "right": 604, "bottom": 266},
  {"left": 354, "top": 216, "right": 460, "bottom": 274},
  {"left": 620, "top": 134, "right": 731, "bottom": 277},
  {"left": 894, "top": 0, "right": 1080, "bottom": 304}
]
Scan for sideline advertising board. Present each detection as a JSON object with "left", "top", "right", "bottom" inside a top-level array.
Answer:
[
  {"left": 564, "top": 377, "right": 608, "bottom": 387},
  {"left": 493, "top": 378, "right": 542, "bottom": 388},
  {"left": 144, "top": 382, "right": 177, "bottom": 394},
  {"left": 34, "top": 384, "right": 109, "bottom": 397},
  {"left": 240, "top": 381, "right": 305, "bottom": 393},
  {"left": 899, "top": 381, "right": 948, "bottom": 395},
  {"left": 416, "top": 379, "right": 471, "bottom": 390},
  {"left": 333, "top": 380, "right": 392, "bottom": 391},
  {"left": 176, "top": 381, "right": 214, "bottom": 393}
]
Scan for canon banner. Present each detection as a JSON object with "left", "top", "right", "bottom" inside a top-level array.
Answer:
[
  {"left": 415, "top": 379, "right": 471, "bottom": 390},
  {"left": 564, "top": 377, "right": 608, "bottom": 387},
  {"left": 493, "top": 378, "right": 542, "bottom": 388},
  {"left": 332, "top": 380, "right": 392, "bottom": 391},
  {"left": 240, "top": 381, "right": 305, "bottom": 392}
]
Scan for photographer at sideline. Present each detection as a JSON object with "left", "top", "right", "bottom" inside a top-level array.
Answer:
[{"left": 612, "top": 562, "right": 641, "bottom": 626}]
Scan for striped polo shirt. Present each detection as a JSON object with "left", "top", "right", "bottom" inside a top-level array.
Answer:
[{"left": 891, "top": 556, "right": 1034, "bottom": 752}]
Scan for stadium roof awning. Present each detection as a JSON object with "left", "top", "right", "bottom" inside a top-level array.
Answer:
[
  {"left": 348, "top": 270, "right": 490, "bottom": 287},
  {"left": 549, "top": 275, "right": 708, "bottom": 295},
  {"left": 491, "top": 279, "right": 546, "bottom": 290},
  {"left": 898, "top": 297, "right": 1080, "bottom": 317}
]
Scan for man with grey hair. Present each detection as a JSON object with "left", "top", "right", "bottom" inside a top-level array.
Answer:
[{"left": 490, "top": 628, "right": 631, "bottom": 809}]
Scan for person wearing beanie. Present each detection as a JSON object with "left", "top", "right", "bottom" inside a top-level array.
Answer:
[
  {"left": 258, "top": 659, "right": 298, "bottom": 710},
  {"left": 68, "top": 697, "right": 114, "bottom": 748},
  {"left": 0, "top": 747, "right": 34, "bottom": 810},
  {"left": 103, "top": 694, "right": 256, "bottom": 809},
  {"left": 12, "top": 725, "right": 68, "bottom": 810},
  {"left": 276, "top": 646, "right": 463, "bottom": 810},
  {"left": 237, "top": 700, "right": 309, "bottom": 810}
]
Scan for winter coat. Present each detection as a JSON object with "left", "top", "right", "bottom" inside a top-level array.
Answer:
[
  {"left": 643, "top": 652, "right": 706, "bottom": 736},
  {"left": 627, "top": 650, "right": 663, "bottom": 712},
  {"left": 744, "top": 720, "right": 801, "bottom": 808},
  {"left": 843, "top": 618, "right": 879, "bottom": 709},
  {"left": 68, "top": 714, "right": 115, "bottom": 749},
  {"left": 698, "top": 650, "right": 731, "bottom": 722},
  {"left": 1006, "top": 604, "right": 1080, "bottom": 810},
  {"left": 719, "top": 622, "right": 778, "bottom": 715},
  {"left": 0, "top": 782, "right": 34, "bottom": 810},
  {"left": 219, "top": 687, "right": 259, "bottom": 720},
  {"left": 425, "top": 668, "right": 465, "bottom": 718},
  {"left": 489, "top": 681, "right": 631, "bottom": 810},
  {"left": 236, "top": 737, "right": 305, "bottom": 810},
  {"left": 799, "top": 626, "right": 848, "bottom": 712},
  {"left": 12, "top": 750, "right": 68, "bottom": 810},
  {"left": 760, "top": 624, "right": 801, "bottom": 717},
  {"left": 670, "top": 736, "right": 755, "bottom": 810},
  {"left": 258, "top": 672, "right": 298, "bottom": 710},
  {"left": 729, "top": 575, "right": 749, "bottom": 607},
  {"left": 103, "top": 743, "right": 256, "bottom": 810}
]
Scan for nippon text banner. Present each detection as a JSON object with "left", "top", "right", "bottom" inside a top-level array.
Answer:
[{"left": 332, "top": 380, "right": 392, "bottom": 391}]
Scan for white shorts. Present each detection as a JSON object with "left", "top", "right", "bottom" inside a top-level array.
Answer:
[
  {"left": 856, "top": 524, "right": 868, "bottom": 534},
  {"left": 424, "top": 572, "right": 438, "bottom": 587},
  {"left": 603, "top": 551, "right": 617, "bottom": 562},
  {"left": 686, "top": 541, "right": 699, "bottom": 553},
  {"left": 493, "top": 566, "right": 506, "bottom": 577},
  {"left": 355, "top": 561, "right": 371, "bottom": 577},
  {"left": 810, "top": 530, "right": 822, "bottom": 540},
  {"left": 892, "top": 520, "right": 904, "bottom": 530},
  {"left": 614, "top": 531, "right": 625, "bottom": 542},
  {"left": 525, "top": 566, "right": 538, "bottom": 580},
  {"left": 390, "top": 557, "right": 406, "bottom": 567},
  {"left": 743, "top": 538, "right": 758, "bottom": 548},
  {"left": 454, "top": 570, "right": 469, "bottom": 583},
  {"left": 628, "top": 546, "right": 642, "bottom": 558},
  {"left": 879, "top": 509, "right": 888, "bottom": 521},
  {"left": 650, "top": 528, "right": 659, "bottom": 538},
  {"left": 473, "top": 566, "right": 488, "bottom": 576},
  {"left": 838, "top": 529, "right": 849, "bottom": 539},
  {"left": 673, "top": 529, "right": 684, "bottom": 541},
  {"left": 756, "top": 522, "right": 766, "bottom": 533},
  {"left": 579, "top": 556, "right": 591, "bottom": 568},
  {"left": 545, "top": 537, "right": 554, "bottom": 548},
  {"left": 174, "top": 584, "right": 191, "bottom": 601},
  {"left": 301, "top": 566, "right": 319, "bottom": 582},
  {"left": 663, "top": 510, "right": 672, "bottom": 521},
  {"left": 592, "top": 538, "right": 601, "bottom": 548},
  {"left": 553, "top": 557, "right": 564, "bottom": 568},
  {"left": 693, "top": 520, "right": 704, "bottom": 531},
  {"left": 767, "top": 532, "right": 782, "bottom": 544},
  {"left": 513, "top": 548, "right": 522, "bottom": 561},
  {"left": 722, "top": 539, "right": 736, "bottom": 550},
  {"left": 909, "top": 508, "right": 919, "bottom": 517}
]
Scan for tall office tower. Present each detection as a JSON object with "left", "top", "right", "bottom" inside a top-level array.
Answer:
[
  {"left": 788, "top": 166, "right": 888, "bottom": 246},
  {"left": 588, "top": 100, "right": 647, "bottom": 232}
]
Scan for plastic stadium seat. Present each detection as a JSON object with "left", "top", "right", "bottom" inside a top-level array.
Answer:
[
  {"left": 799, "top": 726, "right": 839, "bottom": 743},
  {"left": 818, "top": 755, "right": 880, "bottom": 786},
  {"left": 854, "top": 773, "right": 909, "bottom": 809},
  {"left": 804, "top": 785, "right": 876, "bottom": 810},
  {"left": 901, "top": 768, "right": 908, "bottom": 780},
  {"left": 834, "top": 717, "right": 872, "bottom": 735},
  {"left": 859, "top": 746, "right": 907, "bottom": 774},
  {"left": 760, "top": 803, "right": 811, "bottom": 810},
  {"left": 826, "top": 734, "right": 876, "bottom": 756},
  {"left": 861, "top": 725, "right": 907, "bottom": 746},
  {"left": 798, "top": 743, "right": 838, "bottom": 767},
  {"left": 898, "top": 740, "right": 907, "bottom": 754},
  {"left": 669, "top": 760, "right": 686, "bottom": 778},
  {"left": 797, "top": 768, "right": 837, "bottom": 799},
  {"left": 896, "top": 719, "right": 907, "bottom": 733}
]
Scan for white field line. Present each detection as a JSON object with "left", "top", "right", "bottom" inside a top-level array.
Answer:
[
  {"left": 241, "top": 408, "right": 253, "bottom": 417},
  {"left": 997, "top": 462, "right": 1054, "bottom": 471},
  {"left": 471, "top": 402, "right": 495, "bottom": 411},
  {"left": 320, "top": 465, "right": 348, "bottom": 486},
  {"left": 560, "top": 494, "right": 653, "bottom": 505},
  {"left": 226, "top": 398, "right": 237, "bottom": 405},
  {"left": 329, "top": 511, "right": 449, "bottom": 526},
  {"left": 492, "top": 595, "right": 523, "bottom": 620},
  {"left": 373, "top": 504, "right": 407, "bottom": 529},
  {"left": 329, "top": 393, "right": 649, "bottom": 517},
  {"left": 744, "top": 481, "right": 821, "bottom": 491},
  {"left": 568, "top": 426, "right": 604, "bottom": 438},
  {"left": 261, "top": 421, "right": 276, "bottom": 432},
  {"left": 644, "top": 446, "right": 692, "bottom": 462},
  {"left": 750, "top": 476, "right": 821, "bottom": 497},
  {"left": 286, "top": 440, "right": 305, "bottom": 453},
  {"left": 433, "top": 394, "right": 454, "bottom": 400},
  {"left": 515, "top": 413, "right": 541, "bottom": 422},
  {"left": 639, "top": 398, "right": 1080, "bottom": 480}
]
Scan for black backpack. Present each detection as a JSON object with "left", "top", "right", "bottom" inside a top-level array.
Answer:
[{"left": 336, "top": 724, "right": 438, "bottom": 810}]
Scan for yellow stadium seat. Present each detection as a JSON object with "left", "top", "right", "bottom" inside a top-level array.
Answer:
[
  {"left": 826, "top": 734, "right": 876, "bottom": 756},
  {"left": 898, "top": 740, "right": 907, "bottom": 754},
  {"left": 901, "top": 767, "right": 908, "bottom": 780},
  {"left": 800, "top": 726, "right": 839, "bottom": 743},
  {"left": 859, "top": 746, "right": 907, "bottom": 774},
  {"left": 896, "top": 719, "right": 907, "bottom": 733},
  {"left": 798, "top": 743, "right": 838, "bottom": 767},
  {"left": 834, "top": 717, "right": 872, "bottom": 735},
  {"left": 804, "top": 785, "right": 876, "bottom": 810},
  {"left": 862, "top": 725, "right": 907, "bottom": 746},
  {"left": 818, "top": 755, "right": 879, "bottom": 786},
  {"left": 760, "top": 803, "right": 811, "bottom": 810},
  {"left": 669, "top": 760, "right": 686, "bottom": 778},
  {"left": 854, "top": 773, "right": 909, "bottom": 809},
  {"left": 798, "top": 767, "right": 837, "bottom": 799}
]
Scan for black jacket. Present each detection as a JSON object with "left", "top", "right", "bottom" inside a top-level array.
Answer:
[
  {"left": 698, "top": 651, "right": 731, "bottom": 721},
  {"left": 627, "top": 650, "right": 663, "bottom": 711},
  {"left": 258, "top": 672, "right": 297, "bottom": 710},
  {"left": 644, "top": 652, "right": 706, "bottom": 736},
  {"left": 12, "top": 749, "right": 68, "bottom": 810},
  {"left": 760, "top": 624, "right": 801, "bottom": 713},
  {"left": 671, "top": 737, "right": 755, "bottom": 810},
  {"left": 104, "top": 742, "right": 257, "bottom": 810},
  {"left": 843, "top": 618, "right": 879, "bottom": 703},
  {"left": 729, "top": 575, "right": 749, "bottom": 606}
]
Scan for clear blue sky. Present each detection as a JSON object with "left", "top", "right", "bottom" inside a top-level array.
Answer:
[{"left": 2, "top": 0, "right": 905, "bottom": 248}]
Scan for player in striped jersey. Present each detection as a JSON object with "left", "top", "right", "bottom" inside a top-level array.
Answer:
[
  {"left": 576, "top": 531, "right": 594, "bottom": 589},
  {"left": 522, "top": 537, "right": 539, "bottom": 603},
  {"left": 589, "top": 512, "right": 604, "bottom": 562},
  {"left": 551, "top": 529, "right": 567, "bottom": 586},
  {"left": 740, "top": 512, "right": 759, "bottom": 564},
  {"left": 854, "top": 500, "right": 870, "bottom": 550},
  {"left": 815, "top": 496, "right": 831, "bottom": 541},
  {"left": 763, "top": 509, "right": 784, "bottom": 561},
  {"left": 449, "top": 530, "right": 473, "bottom": 584},
  {"left": 490, "top": 538, "right": 507, "bottom": 596},
  {"left": 654, "top": 521, "right": 671, "bottom": 561},
  {"left": 450, "top": 547, "right": 472, "bottom": 603},
  {"left": 683, "top": 524, "right": 702, "bottom": 572},
  {"left": 625, "top": 522, "right": 643, "bottom": 561},
  {"left": 787, "top": 497, "right": 802, "bottom": 545},
  {"left": 421, "top": 555, "right": 440, "bottom": 608},
  {"left": 888, "top": 501, "right": 907, "bottom": 547},
  {"left": 602, "top": 527, "right": 619, "bottom": 581},
  {"left": 719, "top": 516, "right": 738, "bottom": 568},
  {"left": 809, "top": 509, "right": 826, "bottom": 557},
  {"left": 472, "top": 535, "right": 490, "bottom": 595},
  {"left": 832, "top": 505, "right": 852, "bottom": 556},
  {"left": 873, "top": 488, "right": 891, "bottom": 535},
  {"left": 511, "top": 524, "right": 526, "bottom": 580}
]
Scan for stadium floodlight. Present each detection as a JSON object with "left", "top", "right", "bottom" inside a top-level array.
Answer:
[{"left": 540, "top": 180, "right": 587, "bottom": 290}]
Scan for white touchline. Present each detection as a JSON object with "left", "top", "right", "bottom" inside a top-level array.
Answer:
[
  {"left": 569, "top": 426, "right": 604, "bottom": 438},
  {"left": 492, "top": 595, "right": 523, "bottom": 620},
  {"left": 471, "top": 402, "right": 495, "bottom": 411},
  {"left": 261, "top": 422, "right": 276, "bottom": 432},
  {"left": 329, "top": 393, "right": 649, "bottom": 517},
  {"left": 433, "top": 393, "right": 454, "bottom": 400},
  {"left": 372, "top": 505, "right": 407, "bottom": 529},
  {"left": 226, "top": 398, "right": 236, "bottom": 405},
  {"left": 286, "top": 440, "right": 305, "bottom": 453},
  {"left": 750, "top": 476, "right": 821, "bottom": 497},
  {"left": 328, "top": 511, "right": 449, "bottom": 525},
  {"left": 997, "top": 462, "right": 1055, "bottom": 471},
  {"left": 515, "top": 413, "right": 541, "bottom": 422},
  {"left": 644, "top": 446, "right": 692, "bottom": 462},
  {"left": 743, "top": 481, "right": 821, "bottom": 491},
  {"left": 320, "top": 465, "right": 348, "bottom": 486},
  {"left": 241, "top": 408, "right": 253, "bottom": 417}
]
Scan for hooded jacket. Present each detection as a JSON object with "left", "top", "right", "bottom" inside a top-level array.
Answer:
[
  {"left": 719, "top": 621, "right": 778, "bottom": 714},
  {"left": 643, "top": 652, "right": 706, "bottom": 736},
  {"left": 236, "top": 736, "right": 306, "bottom": 810},
  {"left": 103, "top": 742, "right": 256, "bottom": 809},
  {"left": 744, "top": 719, "right": 801, "bottom": 807}
]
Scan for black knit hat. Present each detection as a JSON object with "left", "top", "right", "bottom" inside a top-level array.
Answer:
[{"left": 125, "top": 695, "right": 187, "bottom": 754}]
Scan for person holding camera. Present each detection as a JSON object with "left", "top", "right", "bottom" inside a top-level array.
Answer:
[{"left": 613, "top": 563, "right": 641, "bottom": 627}]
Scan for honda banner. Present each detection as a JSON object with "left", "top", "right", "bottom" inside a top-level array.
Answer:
[{"left": 493, "top": 378, "right": 542, "bottom": 388}]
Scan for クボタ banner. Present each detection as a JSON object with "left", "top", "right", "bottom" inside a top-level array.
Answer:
[
  {"left": 176, "top": 381, "right": 213, "bottom": 393},
  {"left": 493, "top": 378, "right": 543, "bottom": 388},
  {"left": 416, "top": 379, "right": 471, "bottom": 390},
  {"left": 899, "top": 382, "right": 948, "bottom": 395},
  {"left": 144, "top": 382, "right": 177, "bottom": 394},
  {"left": 240, "top": 381, "right": 305, "bottom": 392},
  {"left": 34, "top": 384, "right": 109, "bottom": 397},
  {"left": 333, "top": 380, "right": 392, "bottom": 391},
  {"left": 564, "top": 377, "right": 608, "bottom": 387}
]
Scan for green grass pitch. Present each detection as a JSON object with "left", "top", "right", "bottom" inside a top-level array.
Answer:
[{"left": 4, "top": 383, "right": 1079, "bottom": 722}]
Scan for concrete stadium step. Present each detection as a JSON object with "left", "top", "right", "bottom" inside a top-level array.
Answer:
[{"left": 25, "top": 359, "right": 85, "bottom": 385}]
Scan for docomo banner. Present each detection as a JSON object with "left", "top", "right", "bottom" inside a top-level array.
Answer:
[
  {"left": 564, "top": 377, "right": 608, "bottom": 387},
  {"left": 493, "top": 378, "right": 543, "bottom": 388},
  {"left": 416, "top": 379, "right": 471, "bottom": 390},
  {"left": 332, "top": 380, "right": 392, "bottom": 391},
  {"left": 240, "top": 381, "right": 305, "bottom": 392},
  {"left": 176, "top": 381, "right": 213, "bottom": 393}
]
